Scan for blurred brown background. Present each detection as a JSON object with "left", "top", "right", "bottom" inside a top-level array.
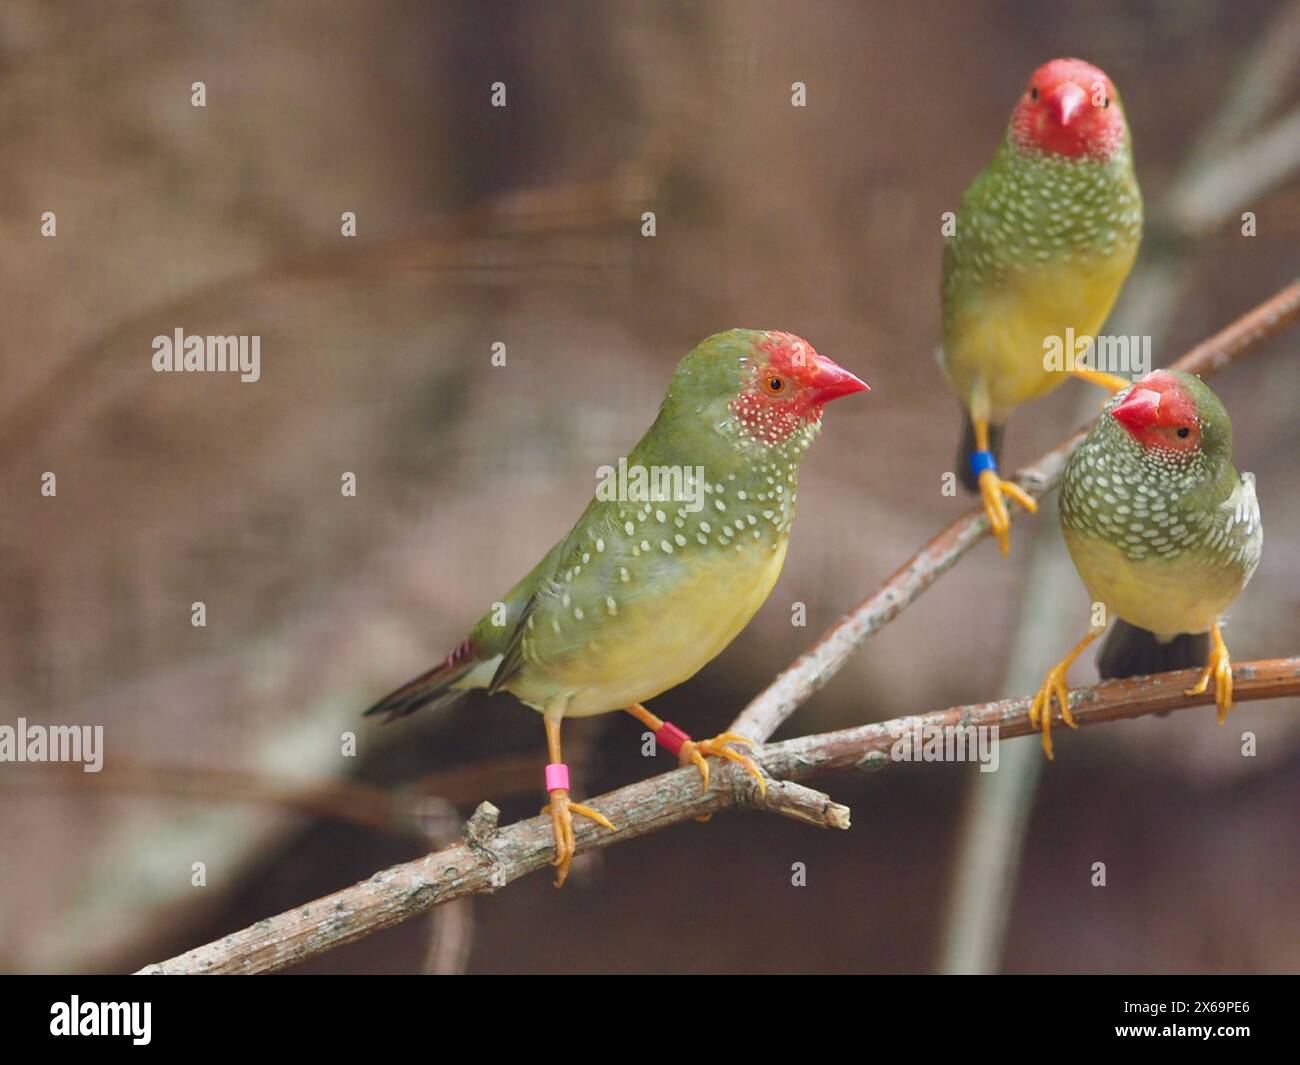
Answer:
[{"left": 1, "top": 0, "right": 1297, "bottom": 974}]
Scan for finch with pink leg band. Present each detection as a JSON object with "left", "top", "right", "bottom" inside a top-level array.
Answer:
[
  {"left": 544, "top": 762, "right": 570, "bottom": 792},
  {"left": 655, "top": 720, "right": 691, "bottom": 756}
]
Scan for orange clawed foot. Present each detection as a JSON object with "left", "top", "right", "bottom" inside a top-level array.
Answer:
[
  {"left": 621, "top": 706, "right": 768, "bottom": 822},
  {"left": 1028, "top": 657, "right": 1080, "bottom": 761},
  {"left": 1185, "top": 621, "right": 1235, "bottom": 725},
  {"left": 541, "top": 789, "right": 615, "bottom": 888},
  {"left": 978, "top": 468, "right": 1038, "bottom": 557},
  {"left": 679, "top": 732, "right": 767, "bottom": 797},
  {"left": 1029, "top": 629, "right": 1101, "bottom": 760}
]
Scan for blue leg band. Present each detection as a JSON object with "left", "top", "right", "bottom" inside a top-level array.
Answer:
[{"left": 969, "top": 449, "right": 998, "bottom": 479}]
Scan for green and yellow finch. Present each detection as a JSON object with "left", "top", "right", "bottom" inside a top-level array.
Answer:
[
  {"left": 941, "top": 57, "right": 1143, "bottom": 553},
  {"left": 364, "top": 330, "right": 868, "bottom": 882},
  {"left": 1029, "top": 370, "right": 1262, "bottom": 758}
]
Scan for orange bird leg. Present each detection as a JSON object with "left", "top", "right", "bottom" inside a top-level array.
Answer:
[
  {"left": 624, "top": 703, "right": 766, "bottom": 797},
  {"left": 1070, "top": 366, "right": 1131, "bottom": 393},
  {"left": 1029, "top": 628, "right": 1102, "bottom": 760},
  {"left": 971, "top": 415, "right": 1037, "bottom": 557},
  {"left": 1185, "top": 620, "right": 1236, "bottom": 725},
  {"left": 540, "top": 716, "right": 613, "bottom": 888}
]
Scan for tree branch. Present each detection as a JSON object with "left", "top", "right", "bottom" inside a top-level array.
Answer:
[
  {"left": 728, "top": 279, "right": 1300, "bottom": 743},
  {"left": 137, "top": 657, "right": 1300, "bottom": 974}
]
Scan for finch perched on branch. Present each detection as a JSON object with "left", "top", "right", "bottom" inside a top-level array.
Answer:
[
  {"left": 941, "top": 57, "right": 1143, "bottom": 554},
  {"left": 364, "top": 330, "right": 868, "bottom": 883},
  {"left": 1029, "top": 370, "right": 1262, "bottom": 758}
]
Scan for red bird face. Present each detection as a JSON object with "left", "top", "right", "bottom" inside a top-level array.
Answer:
[
  {"left": 1009, "top": 58, "right": 1127, "bottom": 161},
  {"left": 1110, "top": 371, "right": 1201, "bottom": 454},
  {"left": 731, "top": 332, "right": 868, "bottom": 447}
]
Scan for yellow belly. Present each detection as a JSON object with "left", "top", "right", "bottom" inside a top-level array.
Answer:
[
  {"left": 1064, "top": 528, "right": 1243, "bottom": 639},
  {"left": 509, "top": 537, "right": 789, "bottom": 717},
  {"left": 944, "top": 251, "right": 1136, "bottom": 419}
]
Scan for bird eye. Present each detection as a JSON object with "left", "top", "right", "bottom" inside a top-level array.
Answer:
[
  {"left": 1030, "top": 86, "right": 1038, "bottom": 100},
  {"left": 1176, "top": 426, "right": 1190, "bottom": 438},
  {"left": 764, "top": 376, "right": 785, "bottom": 394},
  {"left": 1103, "top": 97, "right": 1110, "bottom": 108}
]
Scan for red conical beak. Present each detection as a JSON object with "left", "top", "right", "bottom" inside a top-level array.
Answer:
[
  {"left": 808, "top": 354, "right": 869, "bottom": 404},
  {"left": 1049, "top": 82, "right": 1088, "bottom": 127},
  {"left": 1111, "top": 387, "right": 1161, "bottom": 435}
]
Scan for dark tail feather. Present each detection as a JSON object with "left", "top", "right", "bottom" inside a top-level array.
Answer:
[
  {"left": 363, "top": 639, "right": 477, "bottom": 723},
  {"left": 957, "top": 413, "right": 1005, "bottom": 493},
  {"left": 1097, "top": 620, "right": 1209, "bottom": 680}
]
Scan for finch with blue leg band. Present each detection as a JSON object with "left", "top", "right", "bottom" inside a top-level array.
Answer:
[{"left": 941, "top": 58, "right": 1142, "bottom": 554}]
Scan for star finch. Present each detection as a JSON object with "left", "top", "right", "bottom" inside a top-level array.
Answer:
[
  {"left": 364, "top": 330, "right": 868, "bottom": 882},
  {"left": 941, "top": 57, "right": 1144, "bottom": 554},
  {"left": 1030, "top": 370, "right": 1262, "bottom": 757}
]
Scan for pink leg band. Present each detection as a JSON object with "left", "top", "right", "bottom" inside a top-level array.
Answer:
[
  {"left": 544, "top": 762, "right": 570, "bottom": 792},
  {"left": 656, "top": 720, "right": 691, "bottom": 756}
]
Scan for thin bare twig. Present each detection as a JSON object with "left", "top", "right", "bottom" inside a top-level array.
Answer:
[
  {"left": 1174, "top": 0, "right": 1300, "bottom": 234},
  {"left": 136, "top": 657, "right": 1300, "bottom": 974}
]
